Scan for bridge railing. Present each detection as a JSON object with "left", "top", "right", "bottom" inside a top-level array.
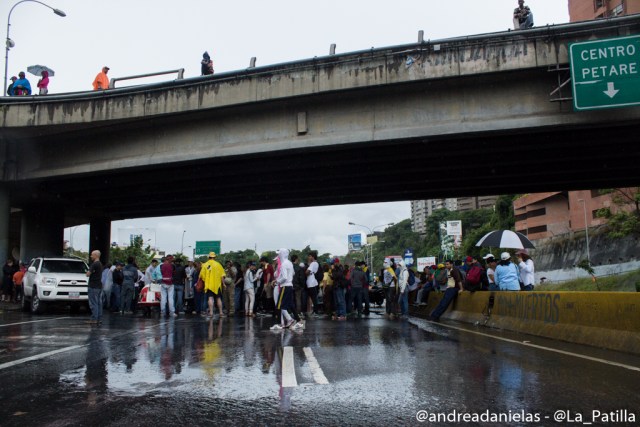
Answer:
[{"left": 109, "top": 68, "right": 185, "bottom": 89}]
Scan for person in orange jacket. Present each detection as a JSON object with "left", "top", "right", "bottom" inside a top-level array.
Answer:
[{"left": 92, "top": 66, "right": 110, "bottom": 90}]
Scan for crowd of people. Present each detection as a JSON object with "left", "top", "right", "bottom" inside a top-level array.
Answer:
[{"left": 80, "top": 246, "right": 535, "bottom": 327}]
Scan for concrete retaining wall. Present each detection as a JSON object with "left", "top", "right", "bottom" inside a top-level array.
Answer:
[{"left": 410, "top": 291, "right": 640, "bottom": 355}]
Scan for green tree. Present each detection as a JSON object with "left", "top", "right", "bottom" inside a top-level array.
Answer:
[
  {"left": 109, "top": 235, "right": 156, "bottom": 269},
  {"left": 595, "top": 188, "right": 640, "bottom": 238}
]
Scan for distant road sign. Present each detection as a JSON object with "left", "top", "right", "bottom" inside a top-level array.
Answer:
[
  {"left": 570, "top": 35, "right": 640, "bottom": 111},
  {"left": 195, "top": 241, "right": 221, "bottom": 256}
]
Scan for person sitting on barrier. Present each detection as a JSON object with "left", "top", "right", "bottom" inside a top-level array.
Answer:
[
  {"left": 92, "top": 66, "right": 110, "bottom": 90},
  {"left": 434, "top": 263, "right": 448, "bottom": 291},
  {"left": 417, "top": 265, "right": 437, "bottom": 306},
  {"left": 428, "top": 260, "right": 464, "bottom": 322},
  {"left": 483, "top": 254, "right": 499, "bottom": 291},
  {"left": 516, "top": 249, "right": 535, "bottom": 291},
  {"left": 513, "top": 0, "right": 534, "bottom": 30},
  {"left": 495, "top": 252, "right": 521, "bottom": 291}
]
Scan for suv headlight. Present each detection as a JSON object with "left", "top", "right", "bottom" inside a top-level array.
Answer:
[{"left": 42, "top": 277, "right": 57, "bottom": 286}]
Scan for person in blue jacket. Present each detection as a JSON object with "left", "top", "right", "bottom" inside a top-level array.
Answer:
[{"left": 11, "top": 72, "right": 31, "bottom": 95}]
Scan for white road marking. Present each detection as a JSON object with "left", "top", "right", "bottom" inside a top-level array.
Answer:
[
  {"left": 303, "top": 347, "right": 329, "bottom": 385},
  {"left": 409, "top": 318, "right": 640, "bottom": 373},
  {"left": 0, "top": 319, "right": 176, "bottom": 371},
  {"left": 0, "top": 345, "right": 85, "bottom": 371},
  {"left": 0, "top": 317, "right": 72, "bottom": 328},
  {"left": 282, "top": 346, "right": 298, "bottom": 388}
]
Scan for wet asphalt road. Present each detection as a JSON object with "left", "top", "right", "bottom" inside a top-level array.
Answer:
[{"left": 0, "top": 308, "right": 639, "bottom": 427}]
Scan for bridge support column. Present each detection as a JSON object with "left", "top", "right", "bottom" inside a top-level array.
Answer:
[
  {"left": 0, "top": 186, "right": 9, "bottom": 263},
  {"left": 89, "top": 217, "right": 111, "bottom": 264},
  {"left": 20, "top": 206, "right": 64, "bottom": 262}
]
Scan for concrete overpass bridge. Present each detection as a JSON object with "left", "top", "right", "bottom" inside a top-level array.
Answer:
[{"left": 2, "top": 16, "right": 640, "bottom": 261}]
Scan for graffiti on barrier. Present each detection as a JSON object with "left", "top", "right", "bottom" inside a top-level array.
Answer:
[{"left": 495, "top": 293, "right": 561, "bottom": 325}]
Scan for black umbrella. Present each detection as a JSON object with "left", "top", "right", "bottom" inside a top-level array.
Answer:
[{"left": 475, "top": 230, "right": 535, "bottom": 249}]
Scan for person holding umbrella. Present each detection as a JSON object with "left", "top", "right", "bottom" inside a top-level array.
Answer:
[
  {"left": 37, "top": 70, "right": 49, "bottom": 95},
  {"left": 517, "top": 249, "right": 535, "bottom": 291}
]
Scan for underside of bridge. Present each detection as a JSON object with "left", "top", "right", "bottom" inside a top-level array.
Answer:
[{"left": 8, "top": 117, "right": 640, "bottom": 224}]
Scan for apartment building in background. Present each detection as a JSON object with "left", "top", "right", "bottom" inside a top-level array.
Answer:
[
  {"left": 513, "top": 189, "right": 635, "bottom": 240},
  {"left": 410, "top": 196, "right": 498, "bottom": 234},
  {"left": 569, "top": 0, "right": 640, "bottom": 21}
]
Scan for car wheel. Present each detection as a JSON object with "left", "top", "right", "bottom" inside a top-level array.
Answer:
[{"left": 31, "top": 287, "right": 46, "bottom": 314}]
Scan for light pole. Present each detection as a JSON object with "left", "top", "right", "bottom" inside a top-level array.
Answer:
[
  {"left": 578, "top": 199, "right": 591, "bottom": 264},
  {"left": 180, "top": 230, "right": 186, "bottom": 254},
  {"left": 4, "top": 1, "right": 66, "bottom": 95},
  {"left": 69, "top": 226, "right": 78, "bottom": 255},
  {"left": 348, "top": 222, "right": 394, "bottom": 268}
]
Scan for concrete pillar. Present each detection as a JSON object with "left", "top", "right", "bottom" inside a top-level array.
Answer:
[
  {"left": 20, "top": 206, "right": 64, "bottom": 262},
  {"left": 0, "top": 186, "right": 10, "bottom": 263},
  {"left": 89, "top": 217, "right": 111, "bottom": 264}
]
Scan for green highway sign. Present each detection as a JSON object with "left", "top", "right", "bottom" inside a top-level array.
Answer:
[
  {"left": 195, "top": 240, "right": 221, "bottom": 256},
  {"left": 570, "top": 35, "right": 640, "bottom": 111}
]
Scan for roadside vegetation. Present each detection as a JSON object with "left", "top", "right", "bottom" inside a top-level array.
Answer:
[{"left": 536, "top": 269, "right": 640, "bottom": 292}]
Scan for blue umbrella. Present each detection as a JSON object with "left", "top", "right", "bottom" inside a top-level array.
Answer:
[{"left": 27, "top": 65, "right": 55, "bottom": 77}]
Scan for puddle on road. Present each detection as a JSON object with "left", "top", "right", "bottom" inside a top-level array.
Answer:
[{"left": 58, "top": 319, "right": 281, "bottom": 400}]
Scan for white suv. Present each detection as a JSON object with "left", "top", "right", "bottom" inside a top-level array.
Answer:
[{"left": 23, "top": 257, "right": 90, "bottom": 314}]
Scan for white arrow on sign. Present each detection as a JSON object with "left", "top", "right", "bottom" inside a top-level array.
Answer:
[{"left": 603, "top": 82, "right": 619, "bottom": 98}]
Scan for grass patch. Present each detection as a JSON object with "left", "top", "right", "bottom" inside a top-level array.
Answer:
[{"left": 537, "top": 269, "right": 640, "bottom": 292}]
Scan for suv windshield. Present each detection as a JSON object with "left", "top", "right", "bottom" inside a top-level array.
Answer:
[{"left": 41, "top": 260, "right": 88, "bottom": 274}]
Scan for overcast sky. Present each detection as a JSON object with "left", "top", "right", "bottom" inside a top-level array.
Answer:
[{"left": 2, "top": 0, "right": 569, "bottom": 257}]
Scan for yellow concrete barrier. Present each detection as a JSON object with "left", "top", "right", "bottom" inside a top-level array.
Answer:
[{"left": 410, "top": 291, "right": 640, "bottom": 355}]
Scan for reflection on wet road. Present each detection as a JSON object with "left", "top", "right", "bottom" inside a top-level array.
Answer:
[{"left": 0, "top": 310, "right": 638, "bottom": 426}]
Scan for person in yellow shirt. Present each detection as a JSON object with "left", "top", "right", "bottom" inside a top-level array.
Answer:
[
  {"left": 92, "top": 66, "right": 110, "bottom": 90},
  {"left": 199, "top": 252, "right": 226, "bottom": 318}
]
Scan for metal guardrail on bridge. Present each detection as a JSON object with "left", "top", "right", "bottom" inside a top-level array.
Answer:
[{"left": 108, "top": 68, "right": 185, "bottom": 89}]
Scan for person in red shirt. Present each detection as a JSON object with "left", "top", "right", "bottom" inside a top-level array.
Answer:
[{"left": 13, "top": 262, "right": 26, "bottom": 302}]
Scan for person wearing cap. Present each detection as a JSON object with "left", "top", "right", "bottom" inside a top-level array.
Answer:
[
  {"left": 434, "top": 263, "right": 448, "bottom": 291},
  {"left": 92, "top": 66, "right": 110, "bottom": 90},
  {"left": 428, "top": 260, "right": 464, "bottom": 322},
  {"left": 7, "top": 76, "right": 17, "bottom": 96},
  {"left": 516, "top": 250, "right": 535, "bottom": 291},
  {"left": 495, "top": 252, "right": 521, "bottom": 291},
  {"left": 199, "top": 252, "right": 226, "bottom": 318},
  {"left": 483, "top": 254, "right": 499, "bottom": 291},
  {"left": 12, "top": 72, "right": 31, "bottom": 96}
]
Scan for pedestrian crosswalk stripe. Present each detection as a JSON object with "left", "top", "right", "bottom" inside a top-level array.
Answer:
[
  {"left": 303, "top": 347, "right": 329, "bottom": 385},
  {"left": 282, "top": 346, "right": 298, "bottom": 388}
]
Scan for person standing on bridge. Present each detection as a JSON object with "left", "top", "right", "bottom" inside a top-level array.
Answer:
[
  {"left": 92, "top": 66, "right": 110, "bottom": 90},
  {"left": 201, "top": 52, "right": 214, "bottom": 76},
  {"left": 513, "top": 0, "right": 534, "bottom": 30}
]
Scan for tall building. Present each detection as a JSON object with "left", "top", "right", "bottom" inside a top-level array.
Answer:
[
  {"left": 569, "top": 0, "right": 640, "bottom": 21},
  {"left": 410, "top": 196, "right": 498, "bottom": 233}
]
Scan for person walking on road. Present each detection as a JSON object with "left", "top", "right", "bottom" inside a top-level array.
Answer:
[
  {"left": 270, "top": 249, "right": 298, "bottom": 331},
  {"left": 86, "top": 251, "right": 104, "bottom": 325},
  {"left": 92, "top": 66, "right": 110, "bottom": 90}
]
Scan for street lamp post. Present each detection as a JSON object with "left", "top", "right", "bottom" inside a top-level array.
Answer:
[
  {"left": 180, "top": 230, "right": 186, "bottom": 254},
  {"left": 348, "top": 222, "right": 394, "bottom": 268},
  {"left": 578, "top": 199, "right": 591, "bottom": 264},
  {"left": 4, "top": 0, "right": 66, "bottom": 95}
]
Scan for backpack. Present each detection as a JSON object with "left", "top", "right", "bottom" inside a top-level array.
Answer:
[
  {"left": 313, "top": 262, "right": 324, "bottom": 283},
  {"left": 435, "top": 269, "right": 448, "bottom": 285},
  {"left": 466, "top": 265, "right": 484, "bottom": 286},
  {"left": 408, "top": 269, "right": 416, "bottom": 286}
]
